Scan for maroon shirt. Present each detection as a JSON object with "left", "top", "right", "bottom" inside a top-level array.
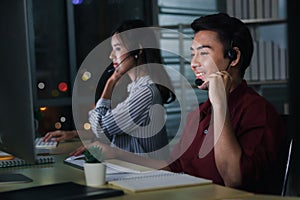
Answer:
[{"left": 169, "top": 80, "right": 286, "bottom": 193}]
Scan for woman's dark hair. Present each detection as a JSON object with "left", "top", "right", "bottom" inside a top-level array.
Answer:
[
  {"left": 191, "top": 13, "right": 253, "bottom": 78},
  {"left": 111, "top": 19, "right": 176, "bottom": 104}
]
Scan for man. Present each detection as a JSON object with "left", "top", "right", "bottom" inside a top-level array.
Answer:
[
  {"left": 166, "top": 13, "right": 286, "bottom": 193},
  {"left": 85, "top": 13, "right": 287, "bottom": 194}
]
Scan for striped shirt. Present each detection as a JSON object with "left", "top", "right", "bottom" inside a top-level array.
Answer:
[{"left": 88, "top": 76, "right": 169, "bottom": 159}]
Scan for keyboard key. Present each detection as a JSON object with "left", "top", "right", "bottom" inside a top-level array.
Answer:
[{"left": 35, "top": 137, "right": 58, "bottom": 149}]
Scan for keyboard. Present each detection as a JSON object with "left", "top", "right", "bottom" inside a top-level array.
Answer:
[{"left": 35, "top": 137, "right": 58, "bottom": 149}]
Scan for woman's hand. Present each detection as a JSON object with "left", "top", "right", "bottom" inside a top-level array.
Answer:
[{"left": 43, "top": 130, "right": 78, "bottom": 142}]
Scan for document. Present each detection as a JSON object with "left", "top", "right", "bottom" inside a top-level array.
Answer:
[{"left": 64, "top": 155, "right": 147, "bottom": 181}]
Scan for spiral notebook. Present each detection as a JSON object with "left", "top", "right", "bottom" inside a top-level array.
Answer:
[
  {"left": 0, "top": 156, "right": 55, "bottom": 168},
  {"left": 108, "top": 170, "right": 212, "bottom": 192}
]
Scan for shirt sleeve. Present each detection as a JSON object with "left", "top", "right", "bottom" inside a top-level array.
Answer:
[{"left": 88, "top": 86, "right": 153, "bottom": 138}]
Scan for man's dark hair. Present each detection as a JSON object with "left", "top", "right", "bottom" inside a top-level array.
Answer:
[{"left": 191, "top": 13, "right": 253, "bottom": 78}]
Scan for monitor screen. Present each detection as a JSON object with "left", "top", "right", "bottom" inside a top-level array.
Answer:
[{"left": 0, "top": 0, "right": 37, "bottom": 164}]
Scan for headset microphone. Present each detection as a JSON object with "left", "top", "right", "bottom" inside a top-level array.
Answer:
[
  {"left": 195, "top": 79, "right": 204, "bottom": 86},
  {"left": 107, "top": 67, "right": 115, "bottom": 73},
  {"left": 107, "top": 53, "right": 134, "bottom": 73}
]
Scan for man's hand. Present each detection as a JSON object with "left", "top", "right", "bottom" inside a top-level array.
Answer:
[{"left": 207, "top": 71, "right": 232, "bottom": 107}]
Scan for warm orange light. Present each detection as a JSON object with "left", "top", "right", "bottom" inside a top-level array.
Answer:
[
  {"left": 83, "top": 123, "right": 91, "bottom": 130},
  {"left": 39, "top": 107, "right": 47, "bottom": 111},
  {"left": 55, "top": 122, "right": 62, "bottom": 129}
]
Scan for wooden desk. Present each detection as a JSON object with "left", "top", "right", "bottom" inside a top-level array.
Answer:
[
  {"left": 240, "top": 195, "right": 300, "bottom": 200},
  {"left": 0, "top": 141, "right": 299, "bottom": 200}
]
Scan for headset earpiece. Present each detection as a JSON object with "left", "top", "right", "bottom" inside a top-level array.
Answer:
[
  {"left": 130, "top": 49, "right": 140, "bottom": 60},
  {"left": 227, "top": 48, "right": 237, "bottom": 62},
  {"left": 224, "top": 48, "right": 237, "bottom": 71}
]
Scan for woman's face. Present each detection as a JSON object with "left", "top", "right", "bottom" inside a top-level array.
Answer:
[{"left": 109, "top": 33, "right": 135, "bottom": 75}]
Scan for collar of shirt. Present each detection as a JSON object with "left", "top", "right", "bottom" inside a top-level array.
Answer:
[{"left": 127, "top": 75, "right": 153, "bottom": 92}]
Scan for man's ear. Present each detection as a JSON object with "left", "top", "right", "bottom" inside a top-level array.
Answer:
[{"left": 229, "top": 47, "right": 240, "bottom": 67}]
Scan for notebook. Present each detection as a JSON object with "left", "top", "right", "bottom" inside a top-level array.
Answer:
[
  {"left": 64, "top": 155, "right": 149, "bottom": 182},
  {"left": 64, "top": 155, "right": 142, "bottom": 174},
  {"left": 63, "top": 154, "right": 86, "bottom": 170},
  {"left": 108, "top": 170, "right": 212, "bottom": 192},
  {"left": 0, "top": 182, "right": 124, "bottom": 200},
  {"left": 0, "top": 155, "right": 55, "bottom": 168}
]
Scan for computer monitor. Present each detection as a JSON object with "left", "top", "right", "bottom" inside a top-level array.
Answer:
[{"left": 0, "top": 0, "right": 37, "bottom": 164}]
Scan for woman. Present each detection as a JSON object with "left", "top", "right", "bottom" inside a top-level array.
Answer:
[
  {"left": 44, "top": 20, "right": 175, "bottom": 159},
  {"left": 87, "top": 19, "right": 175, "bottom": 159}
]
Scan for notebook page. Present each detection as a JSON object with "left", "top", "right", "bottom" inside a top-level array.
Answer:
[{"left": 108, "top": 170, "right": 212, "bottom": 192}]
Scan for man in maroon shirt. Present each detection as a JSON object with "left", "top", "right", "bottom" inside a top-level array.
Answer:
[
  {"left": 168, "top": 13, "right": 286, "bottom": 194},
  {"left": 86, "top": 13, "right": 287, "bottom": 194}
]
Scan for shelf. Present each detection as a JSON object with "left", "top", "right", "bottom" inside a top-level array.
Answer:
[
  {"left": 189, "top": 80, "right": 288, "bottom": 89},
  {"left": 241, "top": 18, "right": 286, "bottom": 26},
  {"left": 247, "top": 80, "right": 288, "bottom": 86},
  {"left": 160, "top": 18, "right": 286, "bottom": 30}
]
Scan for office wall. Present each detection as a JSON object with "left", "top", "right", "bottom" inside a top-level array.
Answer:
[{"left": 74, "top": 0, "right": 155, "bottom": 67}]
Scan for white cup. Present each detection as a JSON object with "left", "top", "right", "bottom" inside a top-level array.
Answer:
[{"left": 84, "top": 163, "right": 106, "bottom": 187}]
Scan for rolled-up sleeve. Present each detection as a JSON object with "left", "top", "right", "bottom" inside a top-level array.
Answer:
[{"left": 88, "top": 86, "right": 153, "bottom": 138}]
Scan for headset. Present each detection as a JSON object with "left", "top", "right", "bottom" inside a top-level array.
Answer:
[
  {"left": 107, "top": 49, "right": 140, "bottom": 73},
  {"left": 225, "top": 48, "right": 237, "bottom": 70},
  {"left": 129, "top": 49, "right": 140, "bottom": 60},
  {"left": 195, "top": 46, "right": 237, "bottom": 86},
  {"left": 227, "top": 48, "right": 237, "bottom": 61}
]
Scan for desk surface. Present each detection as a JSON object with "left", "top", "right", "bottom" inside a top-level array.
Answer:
[{"left": 0, "top": 141, "right": 299, "bottom": 200}]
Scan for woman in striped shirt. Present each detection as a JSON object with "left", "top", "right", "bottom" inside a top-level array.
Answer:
[{"left": 88, "top": 19, "right": 175, "bottom": 159}]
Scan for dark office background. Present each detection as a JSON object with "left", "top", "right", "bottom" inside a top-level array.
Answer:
[
  {"left": 1, "top": 0, "right": 299, "bottom": 196},
  {"left": 4, "top": 0, "right": 156, "bottom": 134}
]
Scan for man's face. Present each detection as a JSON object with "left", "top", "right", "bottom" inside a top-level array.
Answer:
[{"left": 190, "top": 30, "right": 228, "bottom": 89}]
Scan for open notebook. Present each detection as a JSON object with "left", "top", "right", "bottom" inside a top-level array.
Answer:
[
  {"left": 64, "top": 155, "right": 212, "bottom": 192},
  {"left": 64, "top": 155, "right": 151, "bottom": 182},
  {"left": 108, "top": 170, "right": 212, "bottom": 192}
]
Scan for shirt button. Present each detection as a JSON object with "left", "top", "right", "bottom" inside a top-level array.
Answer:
[{"left": 203, "top": 129, "right": 208, "bottom": 134}]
